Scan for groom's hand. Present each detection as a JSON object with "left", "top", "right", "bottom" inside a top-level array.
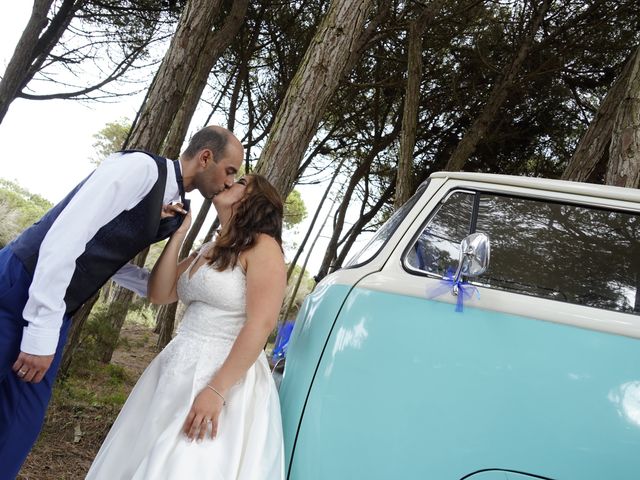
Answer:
[{"left": 12, "top": 351, "right": 54, "bottom": 383}]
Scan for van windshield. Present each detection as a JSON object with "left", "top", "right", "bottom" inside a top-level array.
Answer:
[{"left": 345, "top": 180, "right": 429, "bottom": 269}]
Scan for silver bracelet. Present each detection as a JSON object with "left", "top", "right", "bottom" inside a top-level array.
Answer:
[{"left": 206, "top": 384, "right": 227, "bottom": 406}]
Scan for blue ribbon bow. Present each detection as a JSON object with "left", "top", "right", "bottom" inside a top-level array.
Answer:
[
  {"left": 425, "top": 268, "right": 480, "bottom": 312},
  {"left": 271, "top": 321, "right": 295, "bottom": 362}
]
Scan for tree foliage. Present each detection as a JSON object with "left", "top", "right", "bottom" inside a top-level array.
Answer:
[
  {"left": 283, "top": 189, "right": 307, "bottom": 230},
  {"left": 5, "top": 0, "right": 640, "bottom": 343},
  {"left": 0, "top": 179, "right": 52, "bottom": 247},
  {"left": 0, "top": 0, "right": 186, "bottom": 125},
  {"left": 23, "top": 0, "right": 184, "bottom": 100},
  {"left": 91, "top": 118, "right": 131, "bottom": 164}
]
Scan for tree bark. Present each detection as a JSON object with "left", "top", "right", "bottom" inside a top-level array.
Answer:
[
  {"left": 58, "top": 290, "right": 99, "bottom": 378},
  {"left": 562, "top": 49, "right": 639, "bottom": 182},
  {"left": 155, "top": 302, "right": 179, "bottom": 350},
  {"left": 606, "top": 46, "right": 640, "bottom": 188},
  {"left": 162, "top": 0, "right": 249, "bottom": 158},
  {"left": 203, "top": 217, "right": 221, "bottom": 244},
  {"left": 316, "top": 161, "right": 370, "bottom": 280},
  {"left": 124, "top": 0, "right": 224, "bottom": 153},
  {"left": 255, "top": 0, "right": 375, "bottom": 198},
  {"left": 396, "top": 0, "right": 446, "bottom": 208},
  {"left": 445, "top": 0, "right": 550, "bottom": 171}
]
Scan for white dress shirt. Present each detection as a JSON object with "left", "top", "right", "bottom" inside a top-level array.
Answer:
[{"left": 21, "top": 151, "right": 182, "bottom": 355}]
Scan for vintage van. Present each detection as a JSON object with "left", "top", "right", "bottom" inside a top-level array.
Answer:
[{"left": 278, "top": 172, "right": 640, "bottom": 479}]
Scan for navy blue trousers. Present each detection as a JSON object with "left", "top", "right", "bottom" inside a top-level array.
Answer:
[{"left": 0, "top": 247, "right": 71, "bottom": 479}]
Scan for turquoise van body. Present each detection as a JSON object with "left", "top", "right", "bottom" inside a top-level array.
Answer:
[{"left": 279, "top": 172, "right": 640, "bottom": 479}]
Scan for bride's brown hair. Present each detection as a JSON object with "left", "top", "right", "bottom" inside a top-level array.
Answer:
[{"left": 208, "top": 174, "right": 284, "bottom": 271}]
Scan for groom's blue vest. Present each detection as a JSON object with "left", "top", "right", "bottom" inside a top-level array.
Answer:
[{"left": 9, "top": 150, "right": 185, "bottom": 314}]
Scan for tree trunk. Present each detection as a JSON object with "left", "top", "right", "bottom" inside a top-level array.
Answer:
[
  {"left": 98, "top": 248, "right": 148, "bottom": 363},
  {"left": 396, "top": 0, "right": 445, "bottom": 208},
  {"left": 255, "top": 0, "right": 375, "bottom": 198},
  {"left": 0, "top": 0, "right": 53, "bottom": 111},
  {"left": 334, "top": 179, "right": 395, "bottom": 269},
  {"left": 562, "top": 49, "right": 639, "bottom": 182},
  {"left": 606, "top": 46, "right": 640, "bottom": 188},
  {"left": 124, "top": 0, "right": 224, "bottom": 152},
  {"left": 317, "top": 127, "right": 400, "bottom": 280},
  {"left": 636, "top": 273, "right": 640, "bottom": 314},
  {"left": 396, "top": 21, "right": 423, "bottom": 208},
  {"left": 162, "top": 0, "right": 249, "bottom": 158},
  {"left": 203, "top": 217, "right": 221, "bottom": 244},
  {"left": 58, "top": 290, "right": 99, "bottom": 378},
  {"left": 0, "top": 0, "right": 84, "bottom": 123},
  {"left": 281, "top": 194, "right": 339, "bottom": 325},
  {"left": 316, "top": 161, "right": 370, "bottom": 280},
  {"left": 0, "top": 0, "right": 54, "bottom": 122},
  {"left": 152, "top": 13, "right": 250, "bottom": 343},
  {"left": 287, "top": 157, "right": 345, "bottom": 281},
  {"left": 445, "top": 0, "right": 550, "bottom": 171},
  {"left": 96, "top": 0, "right": 245, "bottom": 362},
  {"left": 153, "top": 28, "right": 249, "bottom": 350},
  {"left": 155, "top": 302, "right": 179, "bottom": 350}
]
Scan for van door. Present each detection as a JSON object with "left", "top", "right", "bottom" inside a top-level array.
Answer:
[{"left": 287, "top": 184, "right": 640, "bottom": 479}]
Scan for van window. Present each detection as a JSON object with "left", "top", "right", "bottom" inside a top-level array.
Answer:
[
  {"left": 406, "top": 189, "right": 640, "bottom": 315},
  {"left": 345, "top": 180, "right": 429, "bottom": 268},
  {"left": 474, "top": 194, "right": 640, "bottom": 314},
  {"left": 405, "top": 191, "right": 475, "bottom": 277}
]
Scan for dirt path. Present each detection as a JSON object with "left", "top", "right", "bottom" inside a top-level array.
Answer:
[{"left": 17, "top": 322, "right": 159, "bottom": 480}]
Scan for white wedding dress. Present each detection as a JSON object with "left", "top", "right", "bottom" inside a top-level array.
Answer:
[{"left": 86, "top": 247, "right": 285, "bottom": 479}]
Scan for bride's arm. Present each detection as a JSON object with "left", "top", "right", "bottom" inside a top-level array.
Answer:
[
  {"left": 148, "top": 211, "right": 195, "bottom": 304},
  {"left": 183, "top": 234, "right": 286, "bottom": 441}
]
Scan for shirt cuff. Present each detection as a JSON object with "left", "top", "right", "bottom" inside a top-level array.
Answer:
[{"left": 20, "top": 324, "right": 61, "bottom": 356}]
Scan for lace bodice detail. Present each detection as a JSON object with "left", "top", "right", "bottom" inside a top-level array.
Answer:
[
  {"left": 175, "top": 244, "right": 247, "bottom": 342},
  {"left": 157, "top": 244, "right": 248, "bottom": 387}
]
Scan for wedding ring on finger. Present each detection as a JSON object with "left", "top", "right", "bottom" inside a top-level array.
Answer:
[{"left": 18, "top": 369, "right": 27, "bottom": 377}]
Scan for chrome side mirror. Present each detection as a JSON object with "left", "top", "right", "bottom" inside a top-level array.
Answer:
[{"left": 451, "top": 232, "right": 490, "bottom": 295}]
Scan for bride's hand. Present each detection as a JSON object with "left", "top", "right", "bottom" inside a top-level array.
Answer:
[
  {"left": 183, "top": 387, "right": 225, "bottom": 442},
  {"left": 161, "top": 202, "right": 187, "bottom": 219},
  {"left": 175, "top": 210, "right": 192, "bottom": 236}
]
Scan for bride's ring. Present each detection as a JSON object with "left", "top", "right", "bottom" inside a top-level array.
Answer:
[{"left": 205, "top": 418, "right": 212, "bottom": 424}]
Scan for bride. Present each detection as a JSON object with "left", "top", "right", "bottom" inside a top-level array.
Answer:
[{"left": 86, "top": 174, "right": 286, "bottom": 479}]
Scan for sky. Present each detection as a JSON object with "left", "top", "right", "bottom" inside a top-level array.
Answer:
[
  {"left": 0, "top": 5, "right": 145, "bottom": 201},
  {"left": 0, "top": 3, "right": 363, "bottom": 276}
]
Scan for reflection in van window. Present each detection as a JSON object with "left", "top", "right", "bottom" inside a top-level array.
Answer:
[
  {"left": 475, "top": 195, "right": 640, "bottom": 315},
  {"left": 406, "top": 191, "right": 475, "bottom": 276}
]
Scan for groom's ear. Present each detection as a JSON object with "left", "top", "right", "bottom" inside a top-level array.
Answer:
[{"left": 198, "top": 149, "right": 214, "bottom": 169}]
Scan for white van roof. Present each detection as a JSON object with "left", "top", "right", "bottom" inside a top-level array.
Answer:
[{"left": 430, "top": 171, "right": 640, "bottom": 204}]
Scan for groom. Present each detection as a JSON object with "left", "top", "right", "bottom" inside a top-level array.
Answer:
[{"left": 0, "top": 125, "right": 243, "bottom": 478}]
